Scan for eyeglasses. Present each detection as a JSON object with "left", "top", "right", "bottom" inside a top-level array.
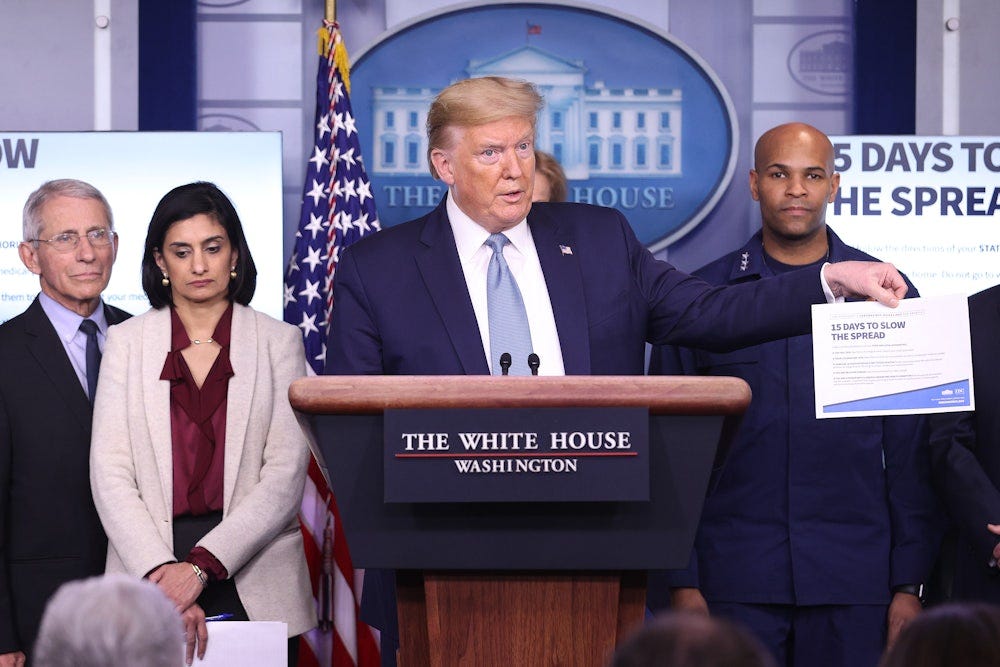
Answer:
[{"left": 28, "top": 228, "right": 116, "bottom": 253}]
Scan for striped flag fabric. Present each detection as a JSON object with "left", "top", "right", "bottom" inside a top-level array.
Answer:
[{"left": 284, "top": 19, "right": 381, "bottom": 667}]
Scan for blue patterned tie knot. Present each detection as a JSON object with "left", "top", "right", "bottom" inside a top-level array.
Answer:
[{"left": 485, "top": 233, "right": 533, "bottom": 376}]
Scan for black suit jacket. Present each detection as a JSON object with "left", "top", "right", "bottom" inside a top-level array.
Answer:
[
  {"left": 929, "top": 284, "right": 1000, "bottom": 602},
  {"left": 0, "top": 296, "right": 130, "bottom": 655}
]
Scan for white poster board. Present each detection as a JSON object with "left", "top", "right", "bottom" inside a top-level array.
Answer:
[
  {"left": 827, "top": 136, "right": 1000, "bottom": 297},
  {"left": 0, "top": 132, "right": 284, "bottom": 324},
  {"left": 812, "top": 295, "right": 974, "bottom": 418},
  {"left": 192, "top": 621, "right": 287, "bottom": 666}
]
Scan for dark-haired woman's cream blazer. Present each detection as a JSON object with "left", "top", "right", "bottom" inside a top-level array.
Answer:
[{"left": 90, "top": 304, "right": 316, "bottom": 636}]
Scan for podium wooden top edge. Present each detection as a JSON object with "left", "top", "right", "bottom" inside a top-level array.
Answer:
[{"left": 289, "top": 375, "right": 750, "bottom": 416}]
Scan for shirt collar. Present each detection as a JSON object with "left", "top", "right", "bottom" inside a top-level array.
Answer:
[
  {"left": 726, "top": 231, "right": 767, "bottom": 282},
  {"left": 446, "top": 190, "right": 530, "bottom": 262},
  {"left": 727, "top": 227, "right": 843, "bottom": 282},
  {"left": 38, "top": 291, "right": 108, "bottom": 343}
]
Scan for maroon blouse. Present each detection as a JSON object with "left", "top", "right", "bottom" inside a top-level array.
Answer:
[{"left": 160, "top": 305, "right": 235, "bottom": 581}]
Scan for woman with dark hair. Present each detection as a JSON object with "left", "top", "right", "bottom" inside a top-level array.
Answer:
[{"left": 90, "top": 182, "right": 315, "bottom": 665}]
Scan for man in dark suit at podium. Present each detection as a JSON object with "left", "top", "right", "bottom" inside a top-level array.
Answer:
[
  {"left": 648, "top": 123, "right": 941, "bottom": 667},
  {"left": 324, "top": 77, "right": 910, "bottom": 663},
  {"left": 326, "top": 78, "right": 907, "bottom": 378},
  {"left": 0, "top": 180, "right": 130, "bottom": 665}
]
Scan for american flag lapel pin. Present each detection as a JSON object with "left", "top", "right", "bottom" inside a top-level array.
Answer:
[{"left": 559, "top": 244, "right": 573, "bottom": 255}]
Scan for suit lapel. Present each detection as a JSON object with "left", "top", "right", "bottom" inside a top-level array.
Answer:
[
  {"left": 142, "top": 308, "right": 175, "bottom": 516},
  {"left": 529, "top": 209, "right": 591, "bottom": 374},
  {"left": 22, "top": 298, "right": 93, "bottom": 428},
  {"left": 414, "top": 202, "right": 490, "bottom": 374},
  {"left": 103, "top": 302, "right": 131, "bottom": 326},
  {"left": 223, "top": 304, "right": 255, "bottom": 510}
]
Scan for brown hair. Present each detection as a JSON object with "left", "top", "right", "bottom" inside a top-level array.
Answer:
[
  {"left": 879, "top": 603, "right": 1000, "bottom": 667},
  {"left": 426, "top": 76, "right": 543, "bottom": 179},
  {"left": 610, "top": 612, "right": 776, "bottom": 667},
  {"left": 534, "top": 150, "right": 568, "bottom": 202}
]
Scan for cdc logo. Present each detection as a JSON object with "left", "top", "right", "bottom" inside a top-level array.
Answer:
[{"left": 350, "top": 3, "right": 737, "bottom": 250}]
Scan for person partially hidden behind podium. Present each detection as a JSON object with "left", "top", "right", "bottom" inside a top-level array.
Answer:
[
  {"left": 0, "top": 179, "right": 129, "bottom": 667},
  {"left": 532, "top": 149, "right": 568, "bottom": 203},
  {"left": 89, "top": 182, "right": 316, "bottom": 666},
  {"left": 323, "top": 76, "right": 911, "bottom": 662}
]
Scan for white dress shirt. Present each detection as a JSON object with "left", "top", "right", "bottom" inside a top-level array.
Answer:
[{"left": 446, "top": 193, "right": 566, "bottom": 375}]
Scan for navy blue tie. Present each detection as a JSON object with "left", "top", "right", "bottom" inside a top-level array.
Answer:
[
  {"left": 485, "top": 233, "right": 533, "bottom": 375},
  {"left": 79, "top": 319, "right": 101, "bottom": 404}
]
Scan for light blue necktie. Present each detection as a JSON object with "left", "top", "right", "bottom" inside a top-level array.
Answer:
[{"left": 485, "top": 233, "right": 533, "bottom": 376}]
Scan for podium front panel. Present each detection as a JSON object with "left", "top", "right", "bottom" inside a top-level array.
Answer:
[{"left": 312, "top": 412, "right": 721, "bottom": 570}]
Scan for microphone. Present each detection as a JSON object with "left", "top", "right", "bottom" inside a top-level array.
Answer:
[
  {"left": 527, "top": 353, "right": 540, "bottom": 376},
  {"left": 499, "top": 352, "right": 512, "bottom": 376}
]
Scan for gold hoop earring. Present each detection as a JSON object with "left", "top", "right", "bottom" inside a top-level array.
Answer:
[
  {"left": 230, "top": 267, "right": 237, "bottom": 280},
  {"left": 161, "top": 274, "right": 170, "bottom": 287}
]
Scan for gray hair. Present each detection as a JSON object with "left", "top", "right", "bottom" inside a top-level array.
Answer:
[
  {"left": 33, "top": 574, "right": 183, "bottom": 667},
  {"left": 22, "top": 179, "right": 114, "bottom": 242}
]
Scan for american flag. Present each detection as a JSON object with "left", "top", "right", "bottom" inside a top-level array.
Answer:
[{"left": 284, "top": 20, "right": 381, "bottom": 667}]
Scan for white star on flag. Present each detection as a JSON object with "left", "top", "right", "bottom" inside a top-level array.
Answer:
[
  {"left": 308, "top": 146, "right": 330, "bottom": 170},
  {"left": 298, "top": 279, "right": 322, "bottom": 305},
  {"left": 306, "top": 179, "right": 325, "bottom": 207}
]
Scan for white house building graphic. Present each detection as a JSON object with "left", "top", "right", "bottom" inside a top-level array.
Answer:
[{"left": 371, "top": 46, "right": 683, "bottom": 180}]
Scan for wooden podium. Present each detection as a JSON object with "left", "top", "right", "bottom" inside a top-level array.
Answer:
[{"left": 290, "top": 376, "right": 749, "bottom": 667}]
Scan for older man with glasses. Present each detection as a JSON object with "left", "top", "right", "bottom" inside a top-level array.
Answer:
[{"left": 0, "top": 179, "right": 130, "bottom": 667}]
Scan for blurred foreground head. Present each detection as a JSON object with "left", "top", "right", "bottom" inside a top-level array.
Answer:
[
  {"left": 610, "top": 611, "right": 776, "bottom": 667},
  {"left": 879, "top": 603, "right": 1000, "bottom": 667},
  {"left": 34, "top": 574, "right": 183, "bottom": 667}
]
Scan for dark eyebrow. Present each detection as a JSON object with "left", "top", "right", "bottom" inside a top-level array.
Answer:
[
  {"left": 167, "top": 235, "right": 225, "bottom": 248},
  {"left": 765, "top": 162, "right": 827, "bottom": 173}
]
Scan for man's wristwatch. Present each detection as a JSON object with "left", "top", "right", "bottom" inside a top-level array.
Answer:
[{"left": 892, "top": 583, "right": 923, "bottom": 599}]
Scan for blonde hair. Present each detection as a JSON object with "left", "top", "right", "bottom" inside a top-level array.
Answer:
[{"left": 426, "top": 76, "right": 543, "bottom": 179}]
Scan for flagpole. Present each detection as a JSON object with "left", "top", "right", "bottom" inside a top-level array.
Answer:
[{"left": 326, "top": 0, "right": 335, "bottom": 21}]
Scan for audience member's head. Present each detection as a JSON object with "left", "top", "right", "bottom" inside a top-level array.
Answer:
[
  {"left": 610, "top": 612, "right": 776, "bottom": 667},
  {"left": 34, "top": 574, "right": 183, "bottom": 667},
  {"left": 533, "top": 150, "right": 568, "bottom": 202},
  {"left": 879, "top": 603, "right": 1000, "bottom": 667}
]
